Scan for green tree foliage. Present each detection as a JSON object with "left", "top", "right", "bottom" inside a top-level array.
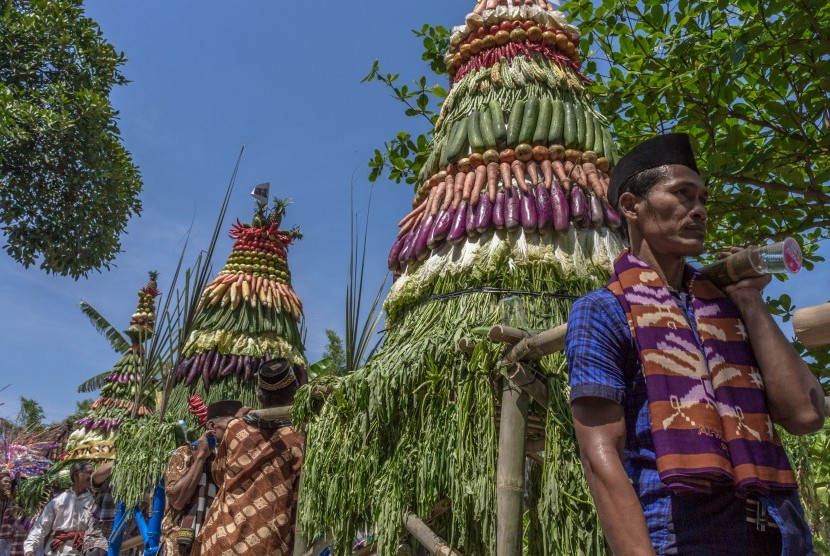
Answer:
[
  {"left": 64, "top": 398, "right": 93, "bottom": 424},
  {"left": 16, "top": 396, "right": 45, "bottom": 430},
  {"left": 322, "top": 329, "right": 346, "bottom": 374},
  {"left": 0, "top": 0, "right": 142, "bottom": 278}
]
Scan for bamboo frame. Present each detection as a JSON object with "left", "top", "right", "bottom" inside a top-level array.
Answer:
[
  {"left": 403, "top": 512, "right": 461, "bottom": 556},
  {"left": 496, "top": 378, "right": 529, "bottom": 556},
  {"left": 793, "top": 303, "right": 830, "bottom": 348}
]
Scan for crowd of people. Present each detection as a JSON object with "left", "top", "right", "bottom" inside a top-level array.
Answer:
[
  {"left": 2, "top": 357, "right": 303, "bottom": 556},
  {"left": 3, "top": 134, "right": 827, "bottom": 555}
]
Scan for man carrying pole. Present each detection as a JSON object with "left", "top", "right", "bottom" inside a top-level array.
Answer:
[{"left": 565, "top": 133, "right": 825, "bottom": 555}]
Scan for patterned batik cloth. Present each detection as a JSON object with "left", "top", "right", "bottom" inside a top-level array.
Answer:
[
  {"left": 194, "top": 416, "right": 304, "bottom": 555},
  {"left": 607, "top": 250, "right": 796, "bottom": 494},
  {"left": 0, "top": 504, "right": 31, "bottom": 556},
  {"left": 160, "top": 446, "right": 217, "bottom": 556}
]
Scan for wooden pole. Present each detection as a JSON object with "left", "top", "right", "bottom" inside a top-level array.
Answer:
[
  {"left": 488, "top": 325, "right": 531, "bottom": 344},
  {"left": 496, "top": 378, "right": 529, "bottom": 556},
  {"left": 793, "top": 303, "right": 830, "bottom": 348},
  {"left": 402, "top": 512, "right": 460, "bottom": 555},
  {"left": 508, "top": 363, "right": 548, "bottom": 408},
  {"left": 506, "top": 324, "right": 567, "bottom": 363}
]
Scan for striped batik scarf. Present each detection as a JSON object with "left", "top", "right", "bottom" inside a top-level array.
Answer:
[{"left": 607, "top": 250, "right": 796, "bottom": 494}]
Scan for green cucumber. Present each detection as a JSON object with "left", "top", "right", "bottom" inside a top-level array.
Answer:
[
  {"left": 563, "top": 101, "right": 577, "bottom": 148},
  {"left": 438, "top": 138, "right": 449, "bottom": 170},
  {"left": 467, "top": 110, "right": 485, "bottom": 153},
  {"left": 602, "top": 127, "right": 616, "bottom": 164},
  {"left": 584, "top": 109, "right": 595, "bottom": 154},
  {"left": 548, "top": 98, "right": 565, "bottom": 144},
  {"left": 575, "top": 102, "right": 586, "bottom": 149},
  {"left": 591, "top": 116, "right": 604, "bottom": 155},
  {"left": 533, "top": 97, "right": 553, "bottom": 145},
  {"left": 445, "top": 118, "right": 469, "bottom": 163},
  {"left": 518, "top": 96, "right": 540, "bottom": 145},
  {"left": 506, "top": 99, "right": 526, "bottom": 147},
  {"left": 489, "top": 100, "right": 507, "bottom": 148},
  {"left": 479, "top": 107, "right": 497, "bottom": 150}
]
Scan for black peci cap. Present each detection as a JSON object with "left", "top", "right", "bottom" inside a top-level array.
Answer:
[
  {"left": 206, "top": 400, "right": 243, "bottom": 421},
  {"left": 609, "top": 133, "right": 699, "bottom": 207}
]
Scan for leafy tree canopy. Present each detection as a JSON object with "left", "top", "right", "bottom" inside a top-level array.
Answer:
[
  {"left": 16, "top": 396, "right": 45, "bottom": 431},
  {"left": 0, "top": 0, "right": 142, "bottom": 279}
]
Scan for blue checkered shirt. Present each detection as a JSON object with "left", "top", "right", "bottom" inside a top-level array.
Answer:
[{"left": 565, "top": 288, "right": 814, "bottom": 555}]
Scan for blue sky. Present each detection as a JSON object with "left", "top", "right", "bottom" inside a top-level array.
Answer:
[{"left": 1, "top": 1, "right": 827, "bottom": 423}]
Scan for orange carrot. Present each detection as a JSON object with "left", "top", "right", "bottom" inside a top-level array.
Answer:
[
  {"left": 430, "top": 181, "right": 446, "bottom": 216},
  {"left": 551, "top": 160, "right": 570, "bottom": 190},
  {"left": 582, "top": 161, "right": 605, "bottom": 198},
  {"left": 526, "top": 161, "right": 541, "bottom": 186},
  {"left": 541, "top": 159, "right": 553, "bottom": 188},
  {"left": 463, "top": 168, "right": 477, "bottom": 203},
  {"left": 486, "top": 162, "right": 499, "bottom": 201},
  {"left": 500, "top": 162, "right": 513, "bottom": 190},
  {"left": 470, "top": 164, "right": 488, "bottom": 205},
  {"left": 512, "top": 160, "right": 529, "bottom": 192}
]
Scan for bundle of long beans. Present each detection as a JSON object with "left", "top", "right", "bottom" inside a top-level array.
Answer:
[
  {"left": 110, "top": 419, "right": 178, "bottom": 506},
  {"left": 297, "top": 1, "right": 625, "bottom": 554}
]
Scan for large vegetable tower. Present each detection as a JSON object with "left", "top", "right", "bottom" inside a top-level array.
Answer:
[
  {"left": 297, "top": 1, "right": 623, "bottom": 554},
  {"left": 65, "top": 272, "right": 161, "bottom": 459},
  {"left": 167, "top": 198, "right": 306, "bottom": 423}
]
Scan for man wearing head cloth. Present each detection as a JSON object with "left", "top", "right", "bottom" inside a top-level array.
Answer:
[
  {"left": 195, "top": 358, "right": 304, "bottom": 555},
  {"left": 159, "top": 399, "right": 242, "bottom": 556},
  {"left": 565, "top": 133, "right": 824, "bottom": 554},
  {"left": 24, "top": 461, "right": 97, "bottom": 556}
]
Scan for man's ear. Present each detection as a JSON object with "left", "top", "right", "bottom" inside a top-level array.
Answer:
[
  {"left": 205, "top": 420, "right": 216, "bottom": 432},
  {"left": 618, "top": 191, "right": 639, "bottom": 222}
]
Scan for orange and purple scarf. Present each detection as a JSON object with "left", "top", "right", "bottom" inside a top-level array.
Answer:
[{"left": 607, "top": 250, "right": 796, "bottom": 494}]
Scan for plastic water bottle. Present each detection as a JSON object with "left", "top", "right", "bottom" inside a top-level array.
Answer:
[{"left": 700, "top": 237, "right": 802, "bottom": 287}]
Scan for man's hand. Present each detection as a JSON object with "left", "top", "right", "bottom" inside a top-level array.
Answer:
[
  {"left": 718, "top": 247, "right": 771, "bottom": 307},
  {"left": 193, "top": 435, "right": 211, "bottom": 459}
]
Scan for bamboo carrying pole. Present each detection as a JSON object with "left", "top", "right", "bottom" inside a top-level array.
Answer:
[
  {"left": 496, "top": 378, "right": 529, "bottom": 556},
  {"left": 506, "top": 324, "right": 568, "bottom": 363},
  {"left": 402, "top": 512, "right": 461, "bottom": 556},
  {"left": 793, "top": 303, "right": 830, "bottom": 348}
]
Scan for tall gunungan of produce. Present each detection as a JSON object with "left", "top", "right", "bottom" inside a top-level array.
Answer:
[
  {"left": 296, "top": 1, "right": 624, "bottom": 554},
  {"left": 167, "top": 198, "right": 306, "bottom": 425},
  {"left": 65, "top": 272, "right": 161, "bottom": 460}
]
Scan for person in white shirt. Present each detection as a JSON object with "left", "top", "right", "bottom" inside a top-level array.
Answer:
[{"left": 24, "top": 462, "right": 96, "bottom": 556}]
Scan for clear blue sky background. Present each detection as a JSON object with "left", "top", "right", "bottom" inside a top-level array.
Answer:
[{"left": 1, "top": 1, "right": 827, "bottom": 423}]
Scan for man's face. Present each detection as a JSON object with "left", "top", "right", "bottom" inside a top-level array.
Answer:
[
  {"left": 207, "top": 417, "right": 233, "bottom": 442},
  {"left": 73, "top": 465, "right": 93, "bottom": 491},
  {"left": 631, "top": 164, "right": 707, "bottom": 257},
  {"left": 0, "top": 474, "right": 11, "bottom": 496}
]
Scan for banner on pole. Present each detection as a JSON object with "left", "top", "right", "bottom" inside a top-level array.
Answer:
[{"left": 251, "top": 182, "right": 270, "bottom": 203}]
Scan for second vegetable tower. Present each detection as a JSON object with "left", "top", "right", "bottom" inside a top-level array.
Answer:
[{"left": 298, "top": 1, "right": 623, "bottom": 554}]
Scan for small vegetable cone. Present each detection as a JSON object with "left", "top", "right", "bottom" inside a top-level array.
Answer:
[
  {"left": 166, "top": 198, "right": 306, "bottom": 425},
  {"left": 65, "top": 272, "right": 161, "bottom": 460},
  {"left": 297, "top": 2, "right": 622, "bottom": 554}
]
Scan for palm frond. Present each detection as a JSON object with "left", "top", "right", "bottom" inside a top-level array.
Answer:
[
  {"left": 77, "top": 370, "right": 114, "bottom": 393},
  {"left": 156, "top": 147, "right": 245, "bottom": 418},
  {"left": 345, "top": 178, "right": 387, "bottom": 374},
  {"left": 79, "top": 301, "right": 131, "bottom": 354}
]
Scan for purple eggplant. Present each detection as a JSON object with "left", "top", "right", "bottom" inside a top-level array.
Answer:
[
  {"left": 492, "top": 189, "right": 506, "bottom": 229},
  {"left": 244, "top": 356, "right": 255, "bottom": 381},
  {"left": 476, "top": 192, "right": 494, "bottom": 233},
  {"left": 550, "top": 183, "right": 570, "bottom": 232},
  {"left": 570, "top": 186, "right": 587, "bottom": 222},
  {"left": 466, "top": 199, "right": 479, "bottom": 237},
  {"left": 589, "top": 194, "right": 604, "bottom": 228},
  {"left": 413, "top": 215, "right": 434, "bottom": 261},
  {"left": 505, "top": 188, "right": 520, "bottom": 231},
  {"left": 429, "top": 208, "right": 454, "bottom": 249},
  {"left": 398, "top": 230, "right": 416, "bottom": 265},
  {"left": 534, "top": 186, "right": 552, "bottom": 231},
  {"left": 387, "top": 236, "right": 406, "bottom": 271},
  {"left": 218, "top": 355, "right": 235, "bottom": 378},
  {"left": 448, "top": 202, "right": 468, "bottom": 244},
  {"left": 520, "top": 189, "right": 538, "bottom": 233},
  {"left": 602, "top": 199, "right": 622, "bottom": 229},
  {"left": 209, "top": 352, "right": 222, "bottom": 380}
]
